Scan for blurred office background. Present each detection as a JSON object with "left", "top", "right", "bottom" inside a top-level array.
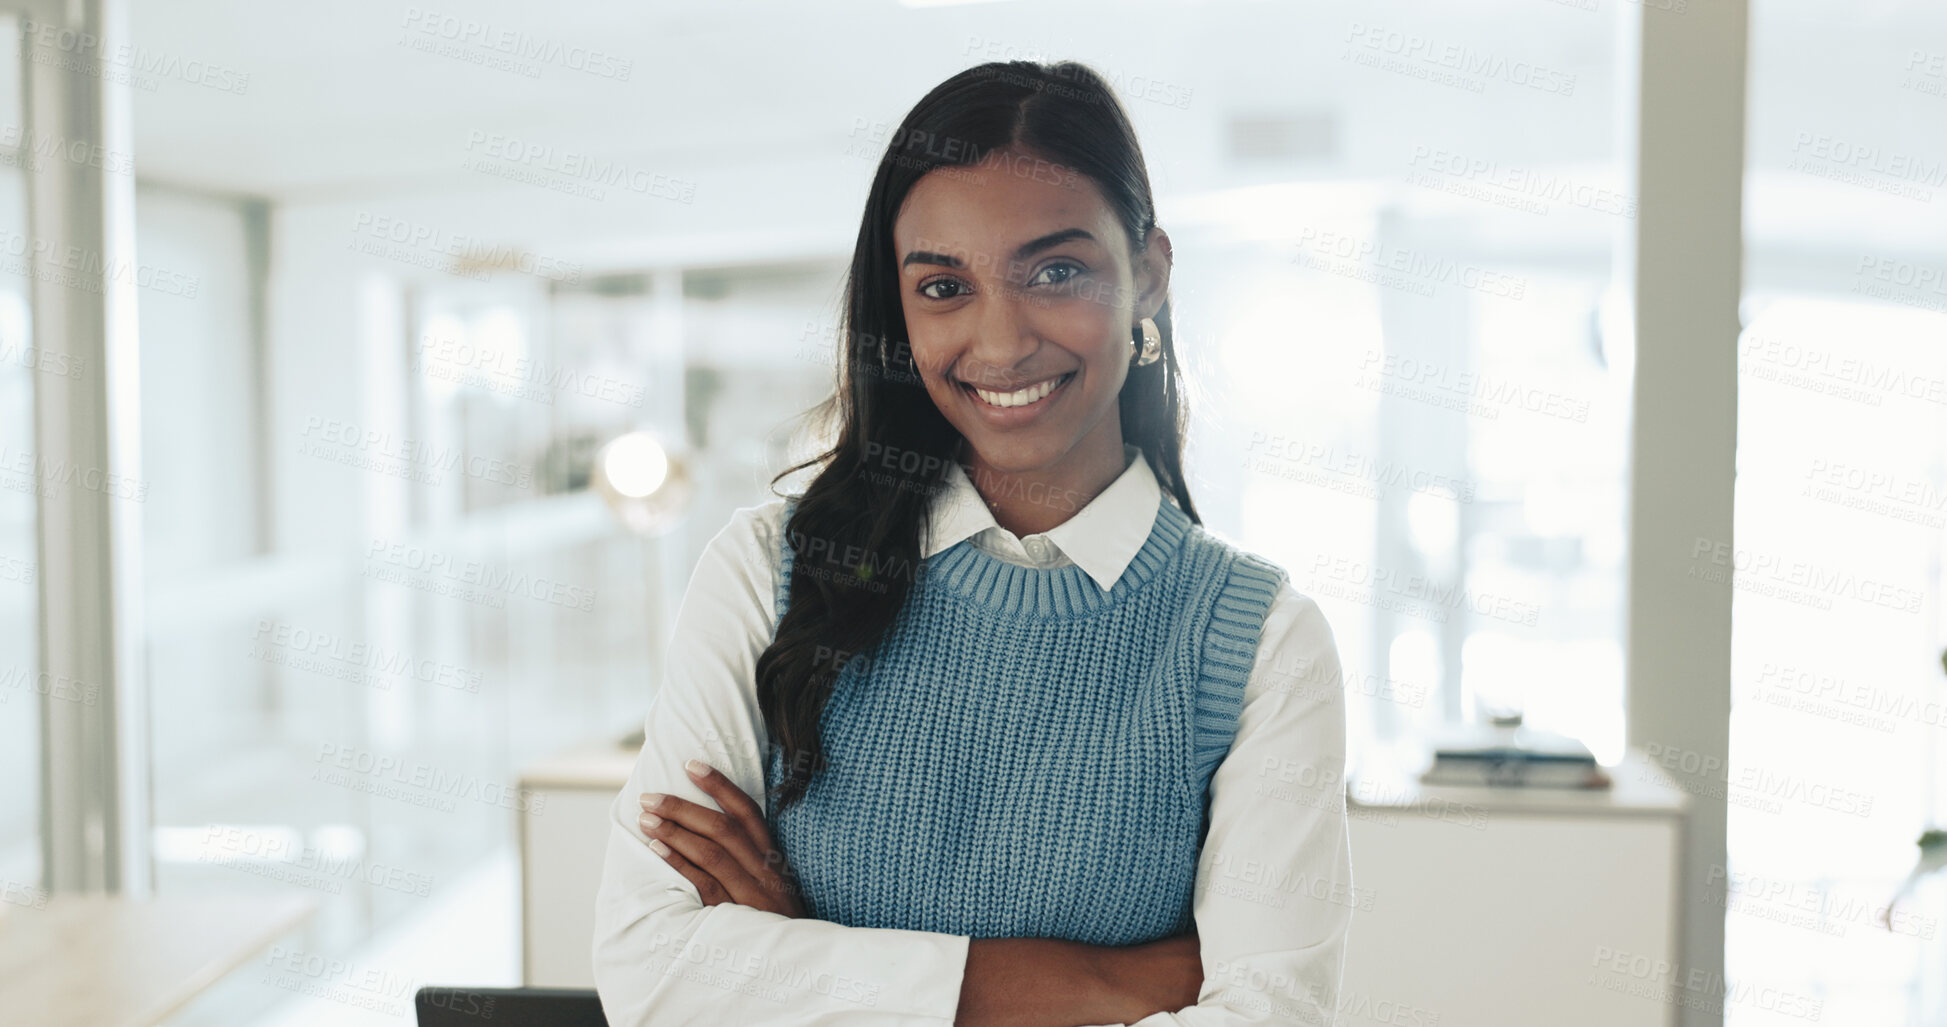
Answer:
[{"left": 0, "top": 0, "right": 1942, "bottom": 1024}]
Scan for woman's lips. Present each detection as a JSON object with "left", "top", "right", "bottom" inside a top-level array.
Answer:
[{"left": 959, "top": 370, "right": 1075, "bottom": 425}]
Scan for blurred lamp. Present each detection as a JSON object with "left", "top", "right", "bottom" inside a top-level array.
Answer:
[{"left": 592, "top": 430, "right": 693, "bottom": 536}]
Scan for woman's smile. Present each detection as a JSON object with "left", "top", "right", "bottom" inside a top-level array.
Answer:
[{"left": 959, "top": 369, "right": 1077, "bottom": 425}]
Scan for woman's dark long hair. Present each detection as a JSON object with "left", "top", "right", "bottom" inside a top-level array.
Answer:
[{"left": 757, "top": 60, "right": 1201, "bottom": 814}]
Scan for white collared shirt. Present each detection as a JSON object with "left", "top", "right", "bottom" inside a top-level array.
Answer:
[{"left": 593, "top": 442, "right": 1353, "bottom": 1026}]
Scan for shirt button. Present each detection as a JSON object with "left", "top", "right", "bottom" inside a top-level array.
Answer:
[{"left": 1025, "top": 537, "right": 1051, "bottom": 562}]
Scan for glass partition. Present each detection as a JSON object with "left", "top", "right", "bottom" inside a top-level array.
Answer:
[
  {"left": 1732, "top": 0, "right": 1947, "bottom": 1020},
  {"left": 0, "top": 8, "right": 42, "bottom": 911},
  {"left": 117, "top": 2, "right": 1643, "bottom": 1020}
]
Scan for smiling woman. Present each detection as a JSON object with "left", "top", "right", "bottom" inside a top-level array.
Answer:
[{"left": 592, "top": 59, "right": 1352, "bottom": 1027}]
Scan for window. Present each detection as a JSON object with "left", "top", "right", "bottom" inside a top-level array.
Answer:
[{"left": 1730, "top": 0, "right": 1947, "bottom": 1016}]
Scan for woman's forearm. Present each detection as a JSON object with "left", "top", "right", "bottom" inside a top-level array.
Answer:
[
  {"left": 954, "top": 932, "right": 1202, "bottom": 1027},
  {"left": 954, "top": 937, "right": 1124, "bottom": 1026}
]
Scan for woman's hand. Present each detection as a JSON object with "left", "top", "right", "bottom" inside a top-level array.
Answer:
[
  {"left": 639, "top": 758, "right": 807, "bottom": 919},
  {"left": 957, "top": 929, "right": 1204, "bottom": 1026}
]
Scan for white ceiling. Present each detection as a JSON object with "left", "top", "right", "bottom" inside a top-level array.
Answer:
[{"left": 121, "top": 0, "right": 1945, "bottom": 265}]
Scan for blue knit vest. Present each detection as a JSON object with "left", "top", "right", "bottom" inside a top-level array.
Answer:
[{"left": 761, "top": 492, "right": 1284, "bottom": 946}]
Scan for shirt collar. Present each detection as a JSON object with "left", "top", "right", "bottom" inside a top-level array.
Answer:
[{"left": 923, "top": 442, "right": 1163, "bottom": 593}]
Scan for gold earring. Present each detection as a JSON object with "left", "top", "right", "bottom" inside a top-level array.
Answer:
[{"left": 1132, "top": 317, "right": 1161, "bottom": 366}]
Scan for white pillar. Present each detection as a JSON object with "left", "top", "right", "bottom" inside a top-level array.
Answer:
[
  {"left": 1619, "top": 1, "right": 1748, "bottom": 1023},
  {"left": 22, "top": 0, "right": 150, "bottom": 896}
]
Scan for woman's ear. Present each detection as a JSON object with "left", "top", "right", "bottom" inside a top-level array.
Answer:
[{"left": 1133, "top": 226, "right": 1173, "bottom": 322}]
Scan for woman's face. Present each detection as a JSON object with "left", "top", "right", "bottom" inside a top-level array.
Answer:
[{"left": 892, "top": 147, "right": 1170, "bottom": 476}]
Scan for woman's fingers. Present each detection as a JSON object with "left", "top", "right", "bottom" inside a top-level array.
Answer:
[
  {"left": 640, "top": 800, "right": 768, "bottom": 904},
  {"left": 641, "top": 824, "right": 732, "bottom": 906},
  {"left": 684, "top": 761, "right": 808, "bottom": 917},
  {"left": 639, "top": 763, "right": 807, "bottom": 918},
  {"left": 683, "top": 759, "right": 770, "bottom": 850}
]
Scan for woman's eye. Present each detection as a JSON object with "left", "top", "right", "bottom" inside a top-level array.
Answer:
[
  {"left": 919, "top": 278, "right": 967, "bottom": 300},
  {"left": 1031, "top": 262, "right": 1083, "bottom": 287}
]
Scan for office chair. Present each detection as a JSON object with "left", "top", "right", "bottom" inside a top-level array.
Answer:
[{"left": 415, "top": 986, "right": 608, "bottom": 1026}]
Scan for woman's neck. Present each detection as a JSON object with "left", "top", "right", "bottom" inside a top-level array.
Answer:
[{"left": 959, "top": 428, "right": 1130, "bottom": 538}]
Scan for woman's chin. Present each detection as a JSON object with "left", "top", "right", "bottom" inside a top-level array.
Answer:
[{"left": 958, "top": 436, "right": 1068, "bottom": 475}]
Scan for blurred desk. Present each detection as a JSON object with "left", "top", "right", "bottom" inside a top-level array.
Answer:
[
  {"left": 522, "top": 736, "right": 1690, "bottom": 1026},
  {"left": 519, "top": 736, "right": 639, "bottom": 988},
  {"left": 0, "top": 893, "right": 316, "bottom": 1027},
  {"left": 1340, "top": 746, "right": 1689, "bottom": 1027}
]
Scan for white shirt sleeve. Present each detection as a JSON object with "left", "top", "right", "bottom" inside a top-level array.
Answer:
[
  {"left": 590, "top": 500, "right": 973, "bottom": 1026},
  {"left": 1086, "top": 583, "right": 1355, "bottom": 1027}
]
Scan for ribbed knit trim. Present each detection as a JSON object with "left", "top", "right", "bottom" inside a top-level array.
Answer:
[
  {"left": 778, "top": 497, "right": 1283, "bottom": 774},
  {"left": 921, "top": 493, "right": 1191, "bottom": 620},
  {"left": 775, "top": 498, "right": 798, "bottom": 622},
  {"left": 1190, "top": 551, "right": 1287, "bottom": 789}
]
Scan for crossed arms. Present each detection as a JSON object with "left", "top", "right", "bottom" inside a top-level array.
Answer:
[{"left": 590, "top": 502, "right": 1353, "bottom": 1026}]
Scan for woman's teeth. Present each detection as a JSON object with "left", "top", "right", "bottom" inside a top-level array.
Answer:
[{"left": 971, "top": 374, "right": 1065, "bottom": 408}]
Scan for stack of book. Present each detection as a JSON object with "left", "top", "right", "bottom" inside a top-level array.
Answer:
[{"left": 1418, "top": 719, "right": 1612, "bottom": 789}]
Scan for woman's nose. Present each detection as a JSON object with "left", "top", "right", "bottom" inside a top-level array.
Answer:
[{"left": 964, "top": 292, "right": 1040, "bottom": 388}]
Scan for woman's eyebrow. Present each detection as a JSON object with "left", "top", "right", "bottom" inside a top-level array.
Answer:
[
  {"left": 900, "top": 228, "right": 1099, "bottom": 271},
  {"left": 1010, "top": 227, "right": 1096, "bottom": 260}
]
